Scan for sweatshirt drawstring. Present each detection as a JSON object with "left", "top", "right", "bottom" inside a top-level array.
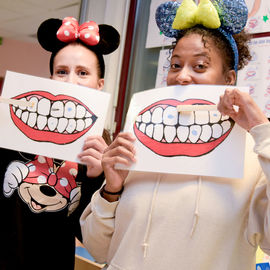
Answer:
[
  {"left": 190, "top": 176, "right": 202, "bottom": 238},
  {"left": 142, "top": 175, "right": 161, "bottom": 258}
]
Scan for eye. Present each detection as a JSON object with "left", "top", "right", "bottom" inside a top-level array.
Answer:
[
  {"left": 56, "top": 69, "right": 67, "bottom": 75},
  {"left": 170, "top": 63, "right": 181, "bottom": 70},
  {"left": 194, "top": 62, "right": 208, "bottom": 72},
  {"left": 78, "top": 70, "right": 89, "bottom": 76}
]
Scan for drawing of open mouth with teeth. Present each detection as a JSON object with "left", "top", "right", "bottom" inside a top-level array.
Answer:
[
  {"left": 134, "top": 99, "right": 234, "bottom": 157},
  {"left": 10, "top": 91, "right": 97, "bottom": 145}
]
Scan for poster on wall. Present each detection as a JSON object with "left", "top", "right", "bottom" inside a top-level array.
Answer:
[
  {"left": 237, "top": 37, "right": 270, "bottom": 118},
  {"left": 245, "top": 0, "right": 270, "bottom": 34},
  {"left": 155, "top": 49, "right": 171, "bottom": 88},
  {"left": 146, "top": 0, "right": 177, "bottom": 48},
  {"left": 0, "top": 71, "right": 110, "bottom": 163},
  {"left": 116, "top": 85, "right": 248, "bottom": 179}
]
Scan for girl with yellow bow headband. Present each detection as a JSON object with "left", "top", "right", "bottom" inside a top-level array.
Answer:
[
  {"left": 156, "top": 0, "right": 249, "bottom": 72},
  {"left": 80, "top": 1, "right": 270, "bottom": 270}
]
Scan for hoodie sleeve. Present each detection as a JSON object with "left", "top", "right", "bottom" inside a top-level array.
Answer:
[
  {"left": 247, "top": 122, "right": 270, "bottom": 254},
  {"left": 80, "top": 188, "right": 119, "bottom": 263}
]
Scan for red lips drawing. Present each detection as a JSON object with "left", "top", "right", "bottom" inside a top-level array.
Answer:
[
  {"left": 133, "top": 99, "right": 234, "bottom": 157},
  {"left": 10, "top": 91, "right": 97, "bottom": 144}
]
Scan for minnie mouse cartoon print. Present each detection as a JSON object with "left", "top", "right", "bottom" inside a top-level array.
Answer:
[{"left": 3, "top": 155, "right": 81, "bottom": 214}]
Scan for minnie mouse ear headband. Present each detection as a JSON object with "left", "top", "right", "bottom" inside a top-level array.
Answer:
[
  {"left": 37, "top": 16, "right": 120, "bottom": 55},
  {"left": 155, "top": 0, "right": 248, "bottom": 72}
]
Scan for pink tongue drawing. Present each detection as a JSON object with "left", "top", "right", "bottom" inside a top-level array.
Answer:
[{"left": 31, "top": 200, "right": 41, "bottom": 210}]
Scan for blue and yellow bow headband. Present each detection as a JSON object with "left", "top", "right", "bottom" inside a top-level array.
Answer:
[{"left": 155, "top": 0, "right": 248, "bottom": 72}]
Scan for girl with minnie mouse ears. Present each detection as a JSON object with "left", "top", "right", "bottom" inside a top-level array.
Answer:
[{"left": 37, "top": 16, "right": 120, "bottom": 78}]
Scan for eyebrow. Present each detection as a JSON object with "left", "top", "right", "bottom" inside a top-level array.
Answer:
[
  {"left": 76, "top": 65, "right": 90, "bottom": 70},
  {"left": 54, "top": 65, "right": 67, "bottom": 69},
  {"left": 54, "top": 65, "right": 90, "bottom": 70},
  {"left": 171, "top": 52, "right": 211, "bottom": 60}
]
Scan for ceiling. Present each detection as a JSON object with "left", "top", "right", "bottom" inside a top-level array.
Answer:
[{"left": 0, "top": 0, "right": 81, "bottom": 43}]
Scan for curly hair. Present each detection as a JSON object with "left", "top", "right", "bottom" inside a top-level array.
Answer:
[{"left": 174, "top": 26, "right": 251, "bottom": 72}]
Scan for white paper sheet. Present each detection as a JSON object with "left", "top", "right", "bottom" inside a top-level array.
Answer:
[
  {"left": 117, "top": 85, "right": 248, "bottom": 179},
  {"left": 0, "top": 71, "right": 110, "bottom": 163}
]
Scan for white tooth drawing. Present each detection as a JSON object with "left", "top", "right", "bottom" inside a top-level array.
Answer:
[
  {"left": 136, "top": 115, "right": 142, "bottom": 123},
  {"left": 221, "top": 120, "right": 231, "bottom": 134},
  {"left": 152, "top": 107, "right": 163, "bottom": 124},
  {"left": 200, "top": 125, "right": 212, "bottom": 142},
  {"left": 163, "top": 106, "right": 178, "bottom": 126},
  {"left": 177, "top": 126, "right": 189, "bottom": 142},
  {"left": 76, "top": 104, "right": 86, "bottom": 119},
  {"left": 37, "top": 115, "right": 47, "bottom": 130},
  {"left": 28, "top": 97, "right": 38, "bottom": 112},
  {"left": 57, "top": 118, "right": 68, "bottom": 133},
  {"left": 139, "top": 123, "right": 146, "bottom": 133},
  {"left": 48, "top": 117, "right": 58, "bottom": 131},
  {"left": 179, "top": 111, "right": 195, "bottom": 126},
  {"left": 76, "top": 119, "right": 85, "bottom": 132},
  {"left": 51, "top": 101, "right": 64, "bottom": 118},
  {"left": 27, "top": 112, "right": 37, "bottom": 128},
  {"left": 209, "top": 111, "right": 221, "bottom": 123},
  {"left": 221, "top": 114, "right": 229, "bottom": 121},
  {"left": 37, "top": 98, "right": 51, "bottom": 116},
  {"left": 212, "top": 124, "right": 223, "bottom": 138},
  {"left": 64, "top": 101, "right": 76, "bottom": 118},
  {"left": 194, "top": 111, "right": 209, "bottom": 125},
  {"left": 19, "top": 97, "right": 27, "bottom": 111},
  {"left": 66, "top": 119, "right": 76, "bottom": 133},
  {"left": 146, "top": 124, "right": 154, "bottom": 138},
  {"left": 189, "top": 125, "right": 201, "bottom": 143},
  {"left": 84, "top": 118, "right": 93, "bottom": 129},
  {"left": 85, "top": 111, "right": 92, "bottom": 118},
  {"left": 21, "top": 111, "right": 29, "bottom": 124},
  {"left": 164, "top": 126, "right": 176, "bottom": 143},
  {"left": 142, "top": 111, "right": 151, "bottom": 123},
  {"left": 16, "top": 109, "right": 22, "bottom": 118},
  {"left": 153, "top": 124, "right": 164, "bottom": 141}
]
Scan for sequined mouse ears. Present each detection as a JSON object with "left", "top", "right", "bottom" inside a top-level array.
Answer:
[
  {"left": 37, "top": 17, "right": 120, "bottom": 55},
  {"left": 155, "top": 0, "right": 248, "bottom": 38}
]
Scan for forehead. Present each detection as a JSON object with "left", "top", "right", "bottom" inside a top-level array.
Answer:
[
  {"left": 54, "top": 44, "right": 98, "bottom": 65},
  {"left": 172, "top": 34, "right": 220, "bottom": 59}
]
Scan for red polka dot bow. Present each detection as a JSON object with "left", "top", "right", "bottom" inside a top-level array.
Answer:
[{"left": 56, "top": 17, "right": 100, "bottom": 46}]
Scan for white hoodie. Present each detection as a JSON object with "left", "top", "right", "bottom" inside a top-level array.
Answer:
[{"left": 80, "top": 123, "right": 270, "bottom": 270}]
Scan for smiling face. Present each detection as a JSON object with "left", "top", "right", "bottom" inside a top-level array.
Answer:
[
  {"left": 19, "top": 182, "right": 68, "bottom": 213},
  {"left": 51, "top": 43, "right": 104, "bottom": 90},
  {"left": 166, "top": 34, "right": 236, "bottom": 86}
]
